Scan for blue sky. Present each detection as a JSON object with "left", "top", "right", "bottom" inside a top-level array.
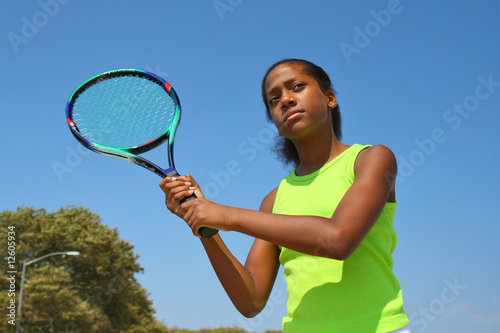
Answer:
[{"left": 1, "top": 1, "right": 499, "bottom": 332}]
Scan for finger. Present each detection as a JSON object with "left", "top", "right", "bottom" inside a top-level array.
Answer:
[
  {"left": 183, "top": 206, "right": 194, "bottom": 229},
  {"left": 184, "top": 174, "right": 199, "bottom": 188},
  {"left": 164, "top": 179, "right": 191, "bottom": 197},
  {"left": 159, "top": 176, "right": 178, "bottom": 188},
  {"left": 183, "top": 202, "right": 203, "bottom": 238},
  {"left": 167, "top": 185, "right": 190, "bottom": 203},
  {"left": 165, "top": 184, "right": 193, "bottom": 217},
  {"left": 169, "top": 183, "right": 191, "bottom": 196},
  {"left": 190, "top": 217, "right": 202, "bottom": 239},
  {"left": 183, "top": 206, "right": 192, "bottom": 221},
  {"left": 182, "top": 175, "right": 204, "bottom": 199},
  {"left": 168, "top": 192, "right": 193, "bottom": 218},
  {"left": 167, "top": 180, "right": 193, "bottom": 194},
  {"left": 159, "top": 177, "right": 183, "bottom": 195},
  {"left": 173, "top": 188, "right": 194, "bottom": 204},
  {"left": 177, "top": 175, "right": 190, "bottom": 182}
]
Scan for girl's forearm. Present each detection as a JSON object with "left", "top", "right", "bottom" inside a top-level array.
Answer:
[
  {"left": 200, "top": 234, "right": 265, "bottom": 317},
  {"left": 228, "top": 207, "right": 347, "bottom": 260}
]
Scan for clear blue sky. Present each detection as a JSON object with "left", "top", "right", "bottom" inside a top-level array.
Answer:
[{"left": 1, "top": 1, "right": 499, "bottom": 332}]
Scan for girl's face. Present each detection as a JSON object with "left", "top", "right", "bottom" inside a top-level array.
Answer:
[{"left": 264, "top": 63, "right": 337, "bottom": 141}]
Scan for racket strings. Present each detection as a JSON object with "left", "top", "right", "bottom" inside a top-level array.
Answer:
[{"left": 71, "top": 75, "right": 177, "bottom": 148}]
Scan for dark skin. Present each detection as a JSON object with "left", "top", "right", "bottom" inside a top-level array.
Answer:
[{"left": 159, "top": 63, "right": 397, "bottom": 317}]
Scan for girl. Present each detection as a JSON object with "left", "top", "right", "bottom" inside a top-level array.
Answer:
[{"left": 159, "top": 59, "right": 411, "bottom": 332}]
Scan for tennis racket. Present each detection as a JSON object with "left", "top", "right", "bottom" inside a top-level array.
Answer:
[{"left": 65, "top": 69, "right": 218, "bottom": 238}]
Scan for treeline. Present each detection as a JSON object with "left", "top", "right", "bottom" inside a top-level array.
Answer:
[
  {"left": 165, "top": 328, "right": 281, "bottom": 333},
  {"left": 0, "top": 207, "right": 282, "bottom": 333}
]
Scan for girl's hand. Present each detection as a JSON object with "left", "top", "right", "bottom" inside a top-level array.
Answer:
[
  {"left": 181, "top": 198, "right": 233, "bottom": 237},
  {"left": 159, "top": 174, "right": 202, "bottom": 219}
]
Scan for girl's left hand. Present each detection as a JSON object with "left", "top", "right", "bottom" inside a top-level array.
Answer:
[{"left": 181, "top": 198, "right": 234, "bottom": 237}]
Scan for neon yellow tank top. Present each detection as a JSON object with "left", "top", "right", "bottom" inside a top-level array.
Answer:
[{"left": 273, "top": 144, "right": 409, "bottom": 332}]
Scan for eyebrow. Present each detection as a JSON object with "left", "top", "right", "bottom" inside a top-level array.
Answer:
[{"left": 266, "top": 76, "right": 299, "bottom": 96}]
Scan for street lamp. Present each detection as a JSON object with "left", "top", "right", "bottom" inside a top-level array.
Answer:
[{"left": 16, "top": 251, "right": 80, "bottom": 333}]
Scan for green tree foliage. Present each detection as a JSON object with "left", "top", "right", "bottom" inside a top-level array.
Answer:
[
  {"left": 0, "top": 206, "right": 282, "bottom": 333},
  {"left": 161, "top": 328, "right": 282, "bottom": 333},
  {"left": 0, "top": 206, "right": 170, "bottom": 332}
]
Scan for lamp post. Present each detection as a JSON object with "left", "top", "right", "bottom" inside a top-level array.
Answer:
[{"left": 15, "top": 251, "right": 80, "bottom": 333}]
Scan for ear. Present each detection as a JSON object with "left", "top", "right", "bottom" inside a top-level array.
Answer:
[{"left": 325, "top": 90, "right": 338, "bottom": 109}]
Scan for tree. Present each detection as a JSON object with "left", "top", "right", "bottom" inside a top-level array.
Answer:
[{"left": 0, "top": 206, "right": 171, "bottom": 333}]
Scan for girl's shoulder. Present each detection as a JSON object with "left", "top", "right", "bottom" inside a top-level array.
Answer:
[
  {"left": 355, "top": 145, "right": 397, "bottom": 177},
  {"left": 356, "top": 145, "right": 396, "bottom": 165},
  {"left": 260, "top": 186, "right": 279, "bottom": 213}
]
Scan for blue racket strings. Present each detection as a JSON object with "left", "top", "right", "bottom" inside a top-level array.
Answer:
[{"left": 71, "top": 76, "right": 177, "bottom": 149}]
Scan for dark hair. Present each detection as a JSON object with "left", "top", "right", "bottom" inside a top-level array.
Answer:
[{"left": 261, "top": 58, "right": 342, "bottom": 168}]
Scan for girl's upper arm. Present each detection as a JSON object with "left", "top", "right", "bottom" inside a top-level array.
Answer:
[
  {"left": 243, "top": 187, "right": 281, "bottom": 307},
  {"left": 328, "top": 145, "right": 397, "bottom": 259}
]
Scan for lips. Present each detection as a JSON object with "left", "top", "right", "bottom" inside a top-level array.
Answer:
[{"left": 284, "top": 109, "right": 304, "bottom": 123}]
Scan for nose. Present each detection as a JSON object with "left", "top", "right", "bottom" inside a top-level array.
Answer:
[{"left": 280, "top": 93, "right": 296, "bottom": 111}]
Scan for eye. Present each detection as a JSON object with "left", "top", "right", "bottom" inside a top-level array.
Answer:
[
  {"left": 293, "top": 83, "right": 305, "bottom": 90},
  {"left": 268, "top": 95, "right": 279, "bottom": 105}
]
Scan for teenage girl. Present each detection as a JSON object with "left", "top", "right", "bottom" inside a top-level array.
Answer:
[{"left": 159, "top": 59, "right": 411, "bottom": 332}]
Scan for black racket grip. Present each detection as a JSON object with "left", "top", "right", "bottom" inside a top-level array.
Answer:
[{"left": 180, "top": 193, "right": 219, "bottom": 238}]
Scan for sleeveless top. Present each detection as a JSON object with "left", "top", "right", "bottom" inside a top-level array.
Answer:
[{"left": 273, "top": 144, "right": 409, "bottom": 332}]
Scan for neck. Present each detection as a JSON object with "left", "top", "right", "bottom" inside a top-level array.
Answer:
[{"left": 293, "top": 132, "right": 349, "bottom": 176}]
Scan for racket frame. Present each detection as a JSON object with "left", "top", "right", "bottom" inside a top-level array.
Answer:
[
  {"left": 65, "top": 69, "right": 218, "bottom": 238},
  {"left": 65, "top": 69, "right": 181, "bottom": 178}
]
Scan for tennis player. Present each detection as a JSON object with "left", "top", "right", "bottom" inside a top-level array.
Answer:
[{"left": 160, "top": 59, "right": 411, "bottom": 332}]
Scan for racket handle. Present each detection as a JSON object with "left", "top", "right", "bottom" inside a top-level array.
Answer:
[
  {"left": 199, "top": 226, "right": 219, "bottom": 238},
  {"left": 180, "top": 193, "right": 219, "bottom": 238}
]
